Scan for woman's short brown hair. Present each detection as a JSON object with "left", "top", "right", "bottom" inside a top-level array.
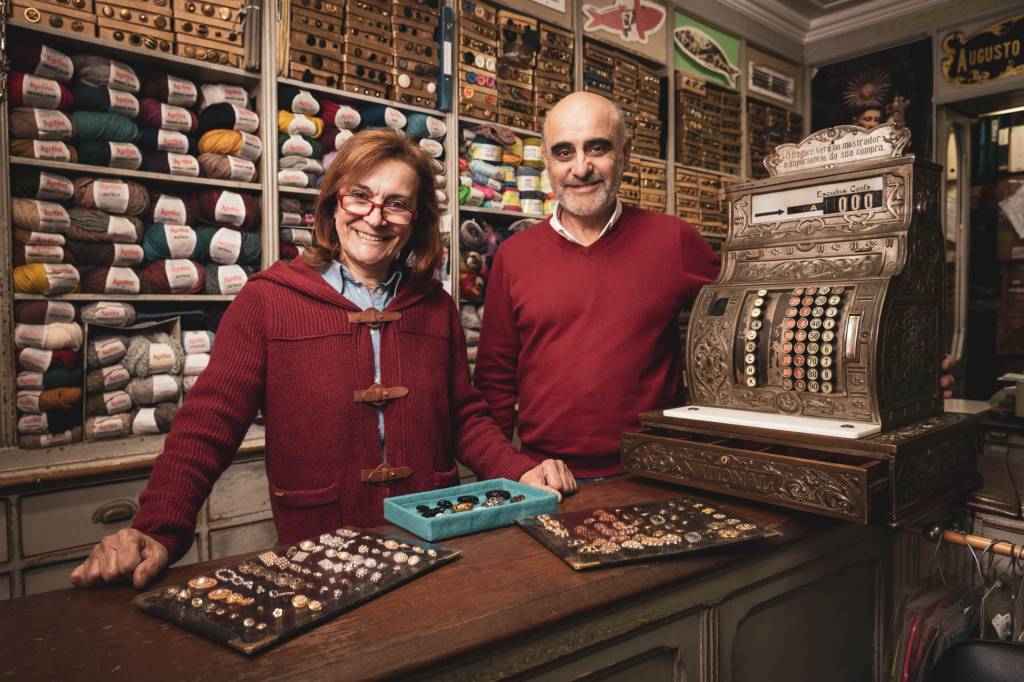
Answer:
[{"left": 304, "top": 129, "right": 444, "bottom": 284}]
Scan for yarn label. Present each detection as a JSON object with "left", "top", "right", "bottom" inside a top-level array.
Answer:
[
  {"left": 39, "top": 430, "right": 74, "bottom": 446},
  {"left": 95, "top": 338, "right": 126, "bottom": 364},
  {"left": 183, "top": 331, "right": 212, "bottom": 354},
  {"left": 217, "top": 265, "right": 247, "bottom": 295},
  {"left": 148, "top": 344, "right": 177, "bottom": 374},
  {"left": 134, "top": 408, "right": 159, "bottom": 433},
  {"left": 184, "top": 353, "right": 210, "bottom": 375},
  {"left": 156, "top": 130, "right": 189, "bottom": 154},
  {"left": 104, "top": 267, "right": 140, "bottom": 294},
  {"left": 18, "top": 414, "right": 46, "bottom": 433},
  {"left": 226, "top": 156, "right": 256, "bottom": 181},
  {"left": 160, "top": 103, "right": 193, "bottom": 132},
  {"left": 165, "top": 260, "right": 199, "bottom": 292},
  {"left": 471, "top": 142, "right": 500, "bottom": 162},
  {"left": 90, "top": 416, "right": 125, "bottom": 437},
  {"left": 36, "top": 45, "right": 74, "bottom": 81},
  {"left": 44, "top": 263, "right": 79, "bottom": 292},
  {"left": 419, "top": 139, "right": 443, "bottom": 158},
  {"left": 150, "top": 374, "right": 179, "bottom": 402},
  {"left": 523, "top": 144, "right": 542, "bottom": 162},
  {"left": 384, "top": 108, "right": 407, "bottom": 129},
  {"left": 33, "top": 109, "right": 73, "bottom": 138},
  {"left": 203, "top": 84, "right": 248, "bottom": 108},
  {"left": 333, "top": 129, "right": 354, "bottom": 149},
  {"left": 104, "top": 391, "right": 132, "bottom": 413},
  {"left": 16, "top": 372, "right": 44, "bottom": 390},
  {"left": 108, "top": 89, "right": 140, "bottom": 118},
  {"left": 167, "top": 153, "right": 200, "bottom": 176},
  {"left": 281, "top": 135, "right": 312, "bottom": 156},
  {"left": 516, "top": 175, "right": 539, "bottom": 192},
  {"left": 92, "top": 180, "right": 130, "bottom": 214},
  {"left": 153, "top": 195, "right": 187, "bottom": 224},
  {"left": 26, "top": 231, "right": 65, "bottom": 246},
  {"left": 16, "top": 391, "right": 41, "bottom": 414},
  {"left": 280, "top": 211, "right": 303, "bottom": 226},
  {"left": 166, "top": 75, "right": 198, "bottom": 107},
  {"left": 19, "top": 348, "right": 53, "bottom": 372},
  {"left": 291, "top": 90, "right": 319, "bottom": 115},
  {"left": 24, "top": 244, "right": 63, "bottom": 263},
  {"left": 112, "top": 243, "right": 144, "bottom": 266},
  {"left": 521, "top": 198, "right": 543, "bottom": 215},
  {"left": 231, "top": 105, "right": 260, "bottom": 132},
  {"left": 238, "top": 132, "right": 262, "bottom": 161},
  {"left": 214, "top": 191, "right": 246, "bottom": 225},
  {"left": 108, "top": 61, "right": 140, "bottom": 92},
  {"left": 36, "top": 172, "right": 74, "bottom": 201},
  {"left": 277, "top": 169, "right": 309, "bottom": 187},
  {"left": 45, "top": 301, "right": 76, "bottom": 324},
  {"left": 106, "top": 216, "right": 138, "bottom": 242},
  {"left": 101, "top": 365, "right": 130, "bottom": 388},
  {"left": 13, "top": 325, "right": 47, "bottom": 351},
  {"left": 21, "top": 74, "right": 62, "bottom": 109},
  {"left": 32, "top": 140, "right": 71, "bottom": 162},
  {"left": 426, "top": 117, "right": 446, "bottom": 138},
  {"left": 290, "top": 114, "right": 317, "bottom": 137},
  {"left": 209, "top": 228, "right": 242, "bottom": 264},
  {"left": 334, "top": 105, "right": 360, "bottom": 129},
  {"left": 108, "top": 142, "right": 142, "bottom": 169},
  {"left": 164, "top": 225, "right": 198, "bottom": 258},
  {"left": 93, "top": 304, "right": 131, "bottom": 325}
]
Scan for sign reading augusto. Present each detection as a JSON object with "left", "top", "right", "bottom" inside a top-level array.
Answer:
[{"left": 942, "top": 14, "right": 1024, "bottom": 86}]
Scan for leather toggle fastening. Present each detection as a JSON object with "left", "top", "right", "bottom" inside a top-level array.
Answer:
[
  {"left": 347, "top": 307, "right": 401, "bottom": 329},
  {"left": 354, "top": 383, "right": 409, "bottom": 407},
  {"left": 360, "top": 463, "right": 413, "bottom": 484}
]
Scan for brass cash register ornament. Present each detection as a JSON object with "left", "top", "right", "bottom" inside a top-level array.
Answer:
[{"left": 621, "top": 123, "right": 979, "bottom": 526}]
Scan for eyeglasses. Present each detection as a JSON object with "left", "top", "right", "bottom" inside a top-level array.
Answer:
[{"left": 337, "top": 193, "right": 417, "bottom": 225}]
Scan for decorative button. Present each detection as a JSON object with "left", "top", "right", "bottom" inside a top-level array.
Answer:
[{"left": 188, "top": 576, "right": 217, "bottom": 590}]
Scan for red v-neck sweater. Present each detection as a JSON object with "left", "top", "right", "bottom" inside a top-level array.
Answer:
[
  {"left": 475, "top": 205, "right": 721, "bottom": 477},
  {"left": 132, "top": 259, "right": 537, "bottom": 562}
]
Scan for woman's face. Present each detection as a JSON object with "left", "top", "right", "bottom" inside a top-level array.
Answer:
[{"left": 333, "top": 158, "right": 419, "bottom": 284}]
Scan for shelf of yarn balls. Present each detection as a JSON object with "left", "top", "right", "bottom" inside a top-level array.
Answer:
[
  {"left": 9, "top": 157, "right": 262, "bottom": 192},
  {"left": 459, "top": 205, "right": 549, "bottom": 221},
  {"left": 459, "top": 114, "right": 541, "bottom": 140},
  {"left": 14, "top": 293, "right": 236, "bottom": 302},
  {"left": 276, "top": 77, "right": 442, "bottom": 118},
  {"left": 9, "top": 19, "right": 259, "bottom": 87}
]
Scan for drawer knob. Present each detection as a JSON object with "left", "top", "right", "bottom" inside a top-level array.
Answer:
[{"left": 92, "top": 499, "right": 139, "bottom": 524}]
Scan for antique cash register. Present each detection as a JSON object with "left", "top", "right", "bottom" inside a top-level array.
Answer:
[{"left": 622, "top": 123, "right": 980, "bottom": 526}]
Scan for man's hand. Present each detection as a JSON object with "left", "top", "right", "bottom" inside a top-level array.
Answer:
[
  {"left": 941, "top": 354, "right": 958, "bottom": 399},
  {"left": 519, "top": 459, "right": 578, "bottom": 502},
  {"left": 69, "top": 529, "right": 168, "bottom": 589}
]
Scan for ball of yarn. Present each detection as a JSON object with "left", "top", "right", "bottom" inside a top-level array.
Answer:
[
  {"left": 132, "top": 403, "right": 179, "bottom": 434},
  {"left": 79, "top": 266, "right": 141, "bottom": 294},
  {"left": 182, "top": 330, "right": 215, "bottom": 354},
  {"left": 198, "top": 153, "right": 256, "bottom": 181},
  {"left": 319, "top": 100, "right": 361, "bottom": 130},
  {"left": 13, "top": 263, "right": 80, "bottom": 295},
  {"left": 404, "top": 113, "right": 447, "bottom": 140},
  {"left": 277, "top": 110, "right": 324, "bottom": 138},
  {"left": 460, "top": 219, "right": 488, "bottom": 250},
  {"left": 355, "top": 103, "right": 405, "bottom": 130},
  {"left": 19, "top": 426, "right": 83, "bottom": 448},
  {"left": 15, "top": 300, "right": 76, "bottom": 324},
  {"left": 72, "top": 55, "right": 140, "bottom": 92},
  {"left": 13, "top": 242, "right": 74, "bottom": 266},
  {"left": 140, "top": 73, "right": 198, "bottom": 107},
  {"left": 10, "top": 39, "right": 73, "bottom": 82},
  {"left": 143, "top": 151, "right": 200, "bottom": 177},
  {"left": 39, "top": 386, "right": 83, "bottom": 411},
  {"left": 139, "top": 128, "right": 198, "bottom": 155},
  {"left": 80, "top": 302, "right": 136, "bottom": 326},
  {"left": 71, "top": 111, "right": 141, "bottom": 143},
  {"left": 10, "top": 72, "right": 75, "bottom": 110},
  {"left": 195, "top": 226, "right": 261, "bottom": 265},
  {"left": 10, "top": 138, "right": 78, "bottom": 162},
  {"left": 142, "top": 223, "right": 199, "bottom": 260},
  {"left": 72, "top": 177, "right": 149, "bottom": 215},
  {"left": 68, "top": 241, "right": 144, "bottom": 266},
  {"left": 85, "top": 389, "right": 133, "bottom": 417},
  {"left": 85, "top": 414, "right": 132, "bottom": 440},
  {"left": 147, "top": 191, "right": 198, "bottom": 225},
  {"left": 71, "top": 84, "right": 140, "bottom": 118},
  {"left": 279, "top": 155, "right": 323, "bottom": 174},
  {"left": 183, "top": 352, "right": 209, "bottom": 376},
  {"left": 18, "top": 407, "right": 81, "bottom": 435},
  {"left": 280, "top": 228, "right": 312, "bottom": 245},
  {"left": 139, "top": 259, "right": 205, "bottom": 294},
  {"left": 123, "top": 332, "right": 184, "bottom": 377},
  {"left": 23, "top": 365, "right": 80, "bottom": 390},
  {"left": 203, "top": 263, "right": 251, "bottom": 294},
  {"left": 198, "top": 83, "right": 249, "bottom": 111},
  {"left": 10, "top": 107, "right": 75, "bottom": 139},
  {"left": 87, "top": 336, "right": 128, "bottom": 367},
  {"left": 15, "top": 230, "right": 66, "bottom": 248},
  {"left": 278, "top": 133, "right": 321, "bottom": 158},
  {"left": 14, "top": 322, "right": 83, "bottom": 350},
  {"left": 198, "top": 129, "right": 262, "bottom": 160},
  {"left": 18, "top": 348, "right": 80, "bottom": 372},
  {"left": 140, "top": 98, "right": 198, "bottom": 134},
  {"left": 76, "top": 141, "right": 141, "bottom": 169},
  {"left": 199, "top": 102, "right": 260, "bottom": 134},
  {"left": 195, "top": 189, "right": 260, "bottom": 229},
  {"left": 127, "top": 375, "right": 181, "bottom": 406},
  {"left": 86, "top": 363, "right": 131, "bottom": 392},
  {"left": 319, "top": 127, "right": 354, "bottom": 153},
  {"left": 12, "top": 169, "right": 74, "bottom": 200},
  {"left": 67, "top": 209, "right": 144, "bottom": 244},
  {"left": 279, "top": 85, "right": 320, "bottom": 115}
]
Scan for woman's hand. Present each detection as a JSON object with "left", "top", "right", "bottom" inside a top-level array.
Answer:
[
  {"left": 69, "top": 529, "right": 168, "bottom": 589},
  {"left": 519, "top": 459, "right": 578, "bottom": 502},
  {"left": 941, "top": 354, "right": 958, "bottom": 399}
]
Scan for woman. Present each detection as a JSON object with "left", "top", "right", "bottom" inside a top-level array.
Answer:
[{"left": 70, "top": 130, "right": 576, "bottom": 589}]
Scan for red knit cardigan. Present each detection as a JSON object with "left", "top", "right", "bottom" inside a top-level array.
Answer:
[{"left": 132, "top": 258, "right": 538, "bottom": 562}]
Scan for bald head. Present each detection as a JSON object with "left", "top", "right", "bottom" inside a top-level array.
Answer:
[{"left": 542, "top": 92, "right": 628, "bottom": 149}]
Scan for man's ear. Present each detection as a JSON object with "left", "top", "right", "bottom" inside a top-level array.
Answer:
[{"left": 622, "top": 135, "right": 633, "bottom": 165}]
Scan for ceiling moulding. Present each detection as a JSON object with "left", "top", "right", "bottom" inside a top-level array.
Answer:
[
  {"left": 803, "top": 0, "right": 950, "bottom": 44},
  {"left": 714, "top": 0, "right": 809, "bottom": 44}
]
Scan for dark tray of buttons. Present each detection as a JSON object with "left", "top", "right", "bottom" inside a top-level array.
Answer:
[
  {"left": 516, "top": 497, "right": 781, "bottom": 570},
  {"left": 133, "top": 527, "right": 460, "bottom": 655}
]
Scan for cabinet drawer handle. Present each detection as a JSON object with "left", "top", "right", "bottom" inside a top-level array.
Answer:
[{"left": 92, "top": 499, "right": 139, "bottom": 524}]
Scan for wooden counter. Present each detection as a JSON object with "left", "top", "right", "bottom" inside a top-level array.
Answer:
[{"left": 0, "top": 476, "right": 892, "bottom": 681}]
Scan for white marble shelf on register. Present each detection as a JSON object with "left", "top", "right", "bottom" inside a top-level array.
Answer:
[{"left": 661, "top": 405, "right": 881, "bottom": 439}]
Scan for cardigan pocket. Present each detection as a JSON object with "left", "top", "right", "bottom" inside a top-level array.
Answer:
[
  {"left": 269, "top": 480, "right": 342, "bottom": 544},
  {"left": 271, "top": 480, "right": 340, "bottom": 506}
]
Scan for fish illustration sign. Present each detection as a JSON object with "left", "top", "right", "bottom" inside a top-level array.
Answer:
[
  {"left": 582, "top": 0, "right": 666, "bottom": 43},
  {"left": 674, "top": 11, "right": 741, "bottom": 90}
]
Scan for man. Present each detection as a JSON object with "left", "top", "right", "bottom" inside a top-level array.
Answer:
[{"left": 474, "top": 92, "right": 720, "bottom": 478}]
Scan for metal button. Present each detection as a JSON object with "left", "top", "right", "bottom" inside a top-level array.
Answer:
[
  {"left": 745, "top": 330, "right": 758, "bottom": 341},
  {"left": 793, "top": 355, "right": 805, "bottom": 367},
  {"left": 822, "top": 318, "right": 836, "bottom": 330},
  {"left": 784, "top": 319, "right": 796, "bottom": 330},
  {"left": 750, "top": 308, "right": 761, "bottom": 318},
  {"left": 810, "top": 318, "right": 823, "bottom": 329},
  {"left": 828, "top": 295, "right": 841, "bottom": 305},
  {"left": 757, "top": 289, "right": 768, "bottom": 296},
  {"left": 819, "top": 286, "right": 831, "bottom": 295},
  {"left": 745, "top": 376, "right": 757, "bottom": 388},
  {"left": 201, "top": 2, "right": 213, "bottom": 14},
  {"left": 806, "top": 356, "right": 819, "bottom": 367},
  {"left": 794, "top": 343, "right": 806, "bottom": 354},
  {"left": 807, "top": 343, "right": 819, "bottom": 354},
  {"left": 781, "top": 355, "right": 792, "bottom": 366},
  {"left": 821, "top": 343, "right": 834, "bottom": 355},
  {"left": 807, "top": 368, "right": 819, "bottom": 380},
  {"left": 801, "top": 296, "right": 813, "bottom": 307},
  {"left": 822, "top": 330, "right": 835, "bottom": 342},
  {"left": 806, "top": 287, "right": 817, "bottom": 296},
  {"left": 812, "top": 306, "right": 824, "bottom": 317},
  {"left": 750, "top": 319, "right": 763, "bottom": 330},
  {"left": 832, "top": 286, "right": 844, "bottom": 295},
  {"left": 822, "top": 369, "right": 833, "bottom": 381},
  {"left": 821, "top": 356, "right": 833, "bottom": 368},
  {"left": 753, "top": 297, "right": 764, "bottom": 307},
  {"left": 744, "top": 365, "right": 756, "bottom": 376},
  {"left": 808, "top": 381, "right": 820, "bottom": 392},
  {"left": 799, "top": 306, "right": 811, "bottom": 317},
  {"left": 744, "top": 353, "right": 756, "bottom": 364},
  {"left": 119, "top": 8, "right": 131, "bottom": 18},
  {"left": 782, "top": 367, "right": 793, "bottom": 378},
  {"left": 782, "top": 378, "right": 794, "bottom": 390},
  {"left": 822, "top": 382, "right": 833, "bottom": 394},
  {"left": 23, "top": 7, "right": 41, "bottom": 21},
  {"left": 808, "top": 330, "right": 821, "bottom": 342},
  {"left": 794, "top": 380, "right": 807, "bottom": 391},
  {"left": 793, "top": 367, "right": 806, "bottom": 380},
  {"left": 786, "top": 307, "right": 798, "bottom": 318},
  {"left": 745, "top": 341, "right": 756, "bottom": 353},
  {"left": 815, "top": 295, "right": 827, "bottom": 306},
  {"left": 782, "top": 330, "right": 794, "bottom": 341},
  {"left": 102, "top": 6, "right": 113, "bottom": 15},
  {"left": 792, "top": 287, "right": 804, "bottom": 295},
  {"left": 825, "top": 307, "right": 839, "bottom": 318},
  {"left": 796, "top": 318, "right": 809, "bottom": 329},
  {"left": 788, "top": 296, "right": 801, "bottom": 306},
  {"left": 781, "top": 342, "right": 793, "bottom": 353}
]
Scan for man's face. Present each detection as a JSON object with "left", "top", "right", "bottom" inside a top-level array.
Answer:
[{"left": 543, "top": 105, "right": 629, "bottom": 218}]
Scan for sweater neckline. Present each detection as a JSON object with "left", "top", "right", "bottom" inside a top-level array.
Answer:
[{"left": 542, "top": 204, "right": 634, "bottom": 254}]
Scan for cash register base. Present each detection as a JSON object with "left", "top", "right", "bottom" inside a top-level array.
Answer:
[{"left": 621, "top": 410, "right": 980, "bottom": 527}]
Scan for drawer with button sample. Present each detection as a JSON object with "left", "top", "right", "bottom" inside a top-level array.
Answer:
[{"left": 12, "top": 1, "right": 97, "bottom": 36}]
